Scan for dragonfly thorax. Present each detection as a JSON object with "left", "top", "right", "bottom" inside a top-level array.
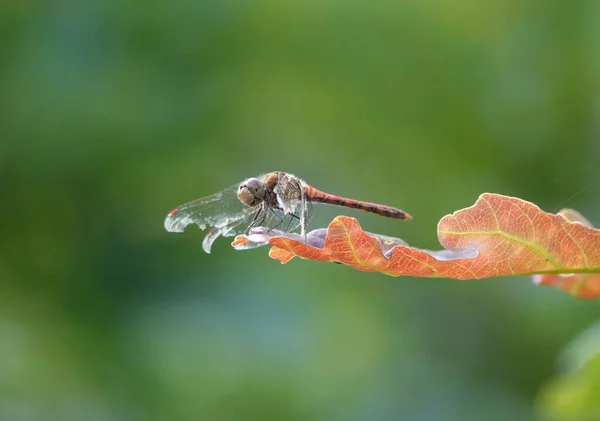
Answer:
[{"left": 237, "top": 177, "right": 265, "bottom": 207}]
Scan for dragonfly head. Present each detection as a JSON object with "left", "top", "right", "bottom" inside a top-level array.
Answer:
[{"left": 238, "top": 177, "right": 265, "bottom": 207}]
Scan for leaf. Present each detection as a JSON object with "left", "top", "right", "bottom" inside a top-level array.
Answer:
[
  {"left": 530, "top": 209, "right": 600, "bottom": 299},
  {"left": 232, "top": 193, "right": 600, "bottom": 298}
]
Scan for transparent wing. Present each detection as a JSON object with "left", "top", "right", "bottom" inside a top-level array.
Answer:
[
  {"left": 275, "top": 173, "right": 313, "bottom": 236},
  {"left": 256, "top": 202, "right": 312, "bottom": 235},
  {"left": 164, "top": 182, "right": 256, "bottom": 253}
]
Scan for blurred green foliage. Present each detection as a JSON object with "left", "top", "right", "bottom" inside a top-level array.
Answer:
[
  {"left": 537, "top": 321, "right": 600, "bottom": 421},
  {"left": 1, "top": 0, "right": 599, "bottom": 420}
]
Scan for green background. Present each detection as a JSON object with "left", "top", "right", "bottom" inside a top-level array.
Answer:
[{"left": 2, "top": 1, "right": 599, "bottom": 420}]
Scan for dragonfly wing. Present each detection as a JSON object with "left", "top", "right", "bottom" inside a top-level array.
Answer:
[
  {"left": 275, "top": 173, "right": 303, "bottom": 214},
  {"left": 274, "top": 173, "right": 312, "bottom": 236},
  {"left": 164, "top": 182, "right": 256, "bottom": 253}
]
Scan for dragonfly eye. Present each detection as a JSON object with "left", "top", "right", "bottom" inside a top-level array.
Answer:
[
  {"left": 237, "top": 178, "right": 265, "bottom": 207},
  {"left": 245, "top": 178, "right": 264, "bottom": 195}
]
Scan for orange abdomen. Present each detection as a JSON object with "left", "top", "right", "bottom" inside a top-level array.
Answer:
[{"left": 303, "top": 185, "right": 411, "bottom": 220}]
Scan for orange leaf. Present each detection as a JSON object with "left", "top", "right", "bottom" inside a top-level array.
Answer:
[
  {"left": 529, "top": 209, "right": 600, "bottom": 298},
  {"left": 232, "top": 193, "right": 600, "bottom": 298}
]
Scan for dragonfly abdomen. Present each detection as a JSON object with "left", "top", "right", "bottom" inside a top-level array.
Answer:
[{"left": 304, "top": 185, "right": 411, "bottom": 220}]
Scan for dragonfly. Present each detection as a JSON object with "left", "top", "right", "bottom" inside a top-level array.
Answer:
[{"left": 164, "top": 171, "right": 411, "bottom": 253}]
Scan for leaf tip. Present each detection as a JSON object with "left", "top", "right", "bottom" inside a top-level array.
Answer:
[{"left": 231, "top": 235, "right": 251, "bottom": 249}]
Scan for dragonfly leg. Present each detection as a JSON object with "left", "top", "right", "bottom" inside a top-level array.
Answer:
[
  {"left": 246, "top": 205, "right": 268, "bottom": 234},
  {"left": 265, "top": 205, "right": 288, "bottom": 233},
  {"left": 284, "top": 213, "right": 300, "bottom": 232}
]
